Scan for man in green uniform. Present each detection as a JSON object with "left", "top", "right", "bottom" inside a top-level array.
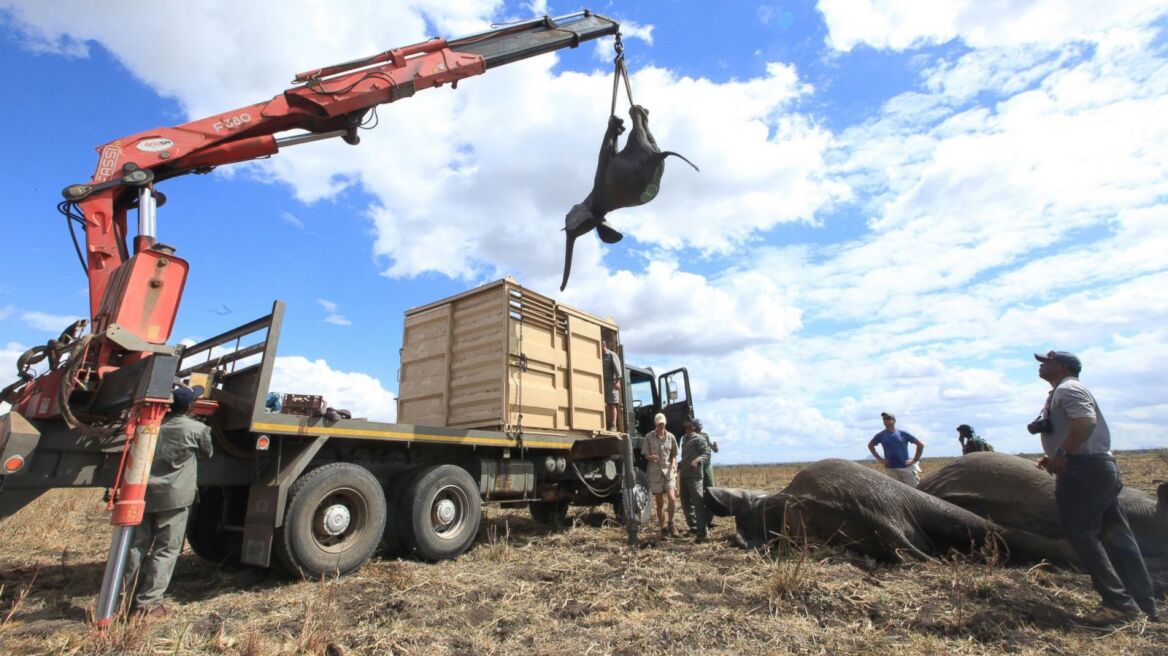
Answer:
[
  {"left": 678, "top": 417, "right": 712, "bottom": 543},
  {"left": 123, "top": 385, "right": 213, "bottom": 617},
  {"left": 956, "top": 424, "right": 993, "bottom": 454},
  {"left": 692, "top": 417, "right": 717, "bottom": 488}
]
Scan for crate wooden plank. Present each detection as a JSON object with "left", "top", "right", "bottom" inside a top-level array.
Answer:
[{"left": 398, "top": 278, "right": 617, "bottom": 438}]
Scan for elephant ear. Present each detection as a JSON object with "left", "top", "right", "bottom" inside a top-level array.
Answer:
[
  {"left": 704, "top": 487, "right": 739, "bottom": 516},
  {"left": 704, "top": 487, "right": 768, "bottom": 516},
  {"left": 1158, "top": 482, "right": 1168, "bottom": 513}
]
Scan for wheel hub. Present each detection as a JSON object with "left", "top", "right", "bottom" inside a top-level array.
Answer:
[
  {"left": 434, "top": 498, "right": 457, "bottom": 525},
  {"left": 633, "top": 484, "right": 650, "bottom": 514},
  {"left": 320, "top": 503, "right": 351, "bottom": 536}
]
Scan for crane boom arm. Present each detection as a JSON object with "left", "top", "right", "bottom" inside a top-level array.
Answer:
[{"left": 68, "top": 12, "right": 617, "bottom": 321}]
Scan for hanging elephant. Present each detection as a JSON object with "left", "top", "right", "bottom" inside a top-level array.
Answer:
[{"left": 560, "top": 105, "right": 698, "bottom": 290}]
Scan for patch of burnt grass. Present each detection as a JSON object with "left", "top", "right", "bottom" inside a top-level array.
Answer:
[{"left": 1, "top": 453, "right": 1166, "bottom": 655}]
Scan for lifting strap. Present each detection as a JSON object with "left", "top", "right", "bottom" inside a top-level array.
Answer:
[{"left": 609, "top": 32, "right": 635, "bottom": 117}]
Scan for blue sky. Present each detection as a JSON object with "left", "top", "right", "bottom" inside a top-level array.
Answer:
[{"left": 2, "top": 1, "right": 1166, "bottom": 464}]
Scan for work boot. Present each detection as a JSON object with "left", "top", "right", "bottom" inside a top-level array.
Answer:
[
  {"left": 136, "top": 604, "right": 170, "bottom": 620},
  {"left": 659, "top": 527, "right": 669, "bottom": 541},
  {"left": 694, "top": 533, "right": 708, "bottom": 544},
  {"left": 1078, "top": 604, "right": 1142, "bottom": 627}
]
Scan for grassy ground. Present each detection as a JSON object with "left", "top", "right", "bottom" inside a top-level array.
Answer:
[{"left": 0, "top": 452, "right": 1164, "bottom": 655}]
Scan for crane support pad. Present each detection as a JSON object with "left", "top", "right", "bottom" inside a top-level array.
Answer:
[
  {"left": 0, "top": 411, "right": 41, "bottom": 476},
  {"left": 241, "top": 435, "right": 329, "bottom": 567}
]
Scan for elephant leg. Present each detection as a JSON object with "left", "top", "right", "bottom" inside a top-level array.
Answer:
[{"left": 871, "top": 521, "right": 934, "bottom": 562}]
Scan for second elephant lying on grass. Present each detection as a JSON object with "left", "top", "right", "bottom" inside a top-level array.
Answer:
[
  {"left": 920, "top": 451, "right": 1167, "bottom": 595},
  {"left": 705, "top": 458, "right": 1075, "bottom": 563}
]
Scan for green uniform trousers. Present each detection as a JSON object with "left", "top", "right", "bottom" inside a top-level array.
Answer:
[
  {"left": 123, "top": 506, "right": 190, "bottom": 611},
  {"left": 679, "top": 476, "right": 711, "bottom": 536}
]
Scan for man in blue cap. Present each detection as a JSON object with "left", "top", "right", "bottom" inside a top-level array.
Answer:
[
  {"left": 867, "top": 412, "right": 924, "bottom": 487},
  {"left": 1031, "top": 350, "right": 1158, "bottom": 625},
  {"left": 122, "top": 384, "right": 213, "bottom": 618}
]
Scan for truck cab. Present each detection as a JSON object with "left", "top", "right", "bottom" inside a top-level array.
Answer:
[{"left": 624, "top": 364, "right": 692, "bottom": 442}]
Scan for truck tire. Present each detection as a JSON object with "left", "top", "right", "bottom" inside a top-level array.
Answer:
[
  {"left": 186, "top": 487, "right": 243, "bottom": 567},
  {"left": 400, "top": 464, "right": 481, "bottom": 561},
  {"left": 529, "top": 500, "right": 569, "bottom": 526},
  {"left": 612, "top": 467, "right": 652, "bottom": 525},
  {"left": 274, "top": 462, "right": 387, "bottom": 579}
]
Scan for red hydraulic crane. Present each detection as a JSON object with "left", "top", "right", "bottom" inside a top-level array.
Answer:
[{"left": 0, "top": 11, "right": 618, "bottom": 626}]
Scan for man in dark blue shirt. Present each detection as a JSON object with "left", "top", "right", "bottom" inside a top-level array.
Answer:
[{"left": 867, "top": 411, "right": 925, "bottom": 487}]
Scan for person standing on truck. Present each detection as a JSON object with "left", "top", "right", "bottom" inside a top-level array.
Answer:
[
  {"left": 602, "top": 338, "right": 622, "bottom": 431},
  {"left": 643, "top": 413, "right": 678, "bottom": 539},
  {"left": 678, "top": 417, "right": 712, "bottom": 542},
  {"left": 867, "top": 411, "right": 924, "bottom": 488},
  {"left": 122, "top": 385, "right": 213, "bottom": 618}
]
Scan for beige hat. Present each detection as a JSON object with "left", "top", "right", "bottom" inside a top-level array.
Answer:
[{"left": 654, "top": 413, "right": 666, "bottom": 426}]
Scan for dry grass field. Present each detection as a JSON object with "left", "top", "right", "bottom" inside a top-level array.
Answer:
[{"left": 1, "top": 452, "right": 1165, "bottom": 655}]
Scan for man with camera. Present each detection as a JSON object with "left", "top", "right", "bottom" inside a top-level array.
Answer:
[{"left": 1030, "top": 350, "right": 1158, "bottom": 625}]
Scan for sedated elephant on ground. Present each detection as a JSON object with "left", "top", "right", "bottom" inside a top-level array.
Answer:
[
  {"left": 919, "top": 451, "right": 1167, "bottom": 594},
  {"left": 705, "top": 458, "right": 1075, "bottom": 564}
]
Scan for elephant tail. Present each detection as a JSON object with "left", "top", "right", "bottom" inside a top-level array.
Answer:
[{"left": 659, "top": 151, "right": 700, "bottom": 172}]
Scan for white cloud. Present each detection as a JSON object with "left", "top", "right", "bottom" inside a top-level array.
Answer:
[
  {"left": 317, "top": 299, "right": 351, "bottom": 326},
  {"left": 5, "top": 0, "right": 1166, "bottom": 464},
  {"left": 817, "top": 0, "right": 1168, "bottom": 52},
  {"left": 354, "top": 57, "right": 844, "bottom": 284},
  {"left": 279, "top": 211, "right": 305, "bottom": 229},
  {"left": 590, "top": 20, "right": 654, "bottom": 62},
  {"left": 559, "top": 259, "right": 803, "bottom": 357},
  {"left": 21, "top": 310, "right": 84, "bottom": 332},
  {"left": 0, "top": 342, "right": 28, "bottom": 414},
  {"left": 271, "top": 356, "right": 397, "bottom": 422},
  {"left": 701, "top": 21, "right": 1168, "bottom": 460}
]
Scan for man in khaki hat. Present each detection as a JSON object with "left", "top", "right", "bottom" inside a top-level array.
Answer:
[{"left": 642, "top": 412, "right": 678, "bottom": 538}]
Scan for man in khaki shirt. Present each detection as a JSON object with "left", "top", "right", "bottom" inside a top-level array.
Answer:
[{"left": 642, "top": 413, "right": 678, "bottom": 538}]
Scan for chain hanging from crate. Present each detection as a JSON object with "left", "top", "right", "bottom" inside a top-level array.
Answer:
[{"left": 507, "top": 287, "right": 527, "bottom": 451}]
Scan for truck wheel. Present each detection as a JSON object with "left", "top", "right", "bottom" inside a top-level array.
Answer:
[
  {"left": 613, "top": 467, "right": 652, "bottom": 525},
  {"left": 401, "top": 464, "right": 481, "bottom": 561},
  {"left": 274, "top": 463, "right": 387, "bottom": 579},
  {"left": 529, "top": 500, "right": 569, "bottom": 526},
  {"left": 187, "top": 487, "right": 243, "bottom": 567}
]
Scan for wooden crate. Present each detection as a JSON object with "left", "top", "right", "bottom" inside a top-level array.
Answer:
[{"left": 397, "top": 279, "right": 618, "bottom": 436}]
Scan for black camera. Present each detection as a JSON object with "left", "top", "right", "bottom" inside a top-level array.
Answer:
[{"left": 1027, "top": 415, "right": 1052, "bottom": 435}]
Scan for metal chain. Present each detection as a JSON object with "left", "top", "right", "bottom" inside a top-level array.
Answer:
[{"left": 514, "top": 302, "right": 526, "bottom": 451}]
